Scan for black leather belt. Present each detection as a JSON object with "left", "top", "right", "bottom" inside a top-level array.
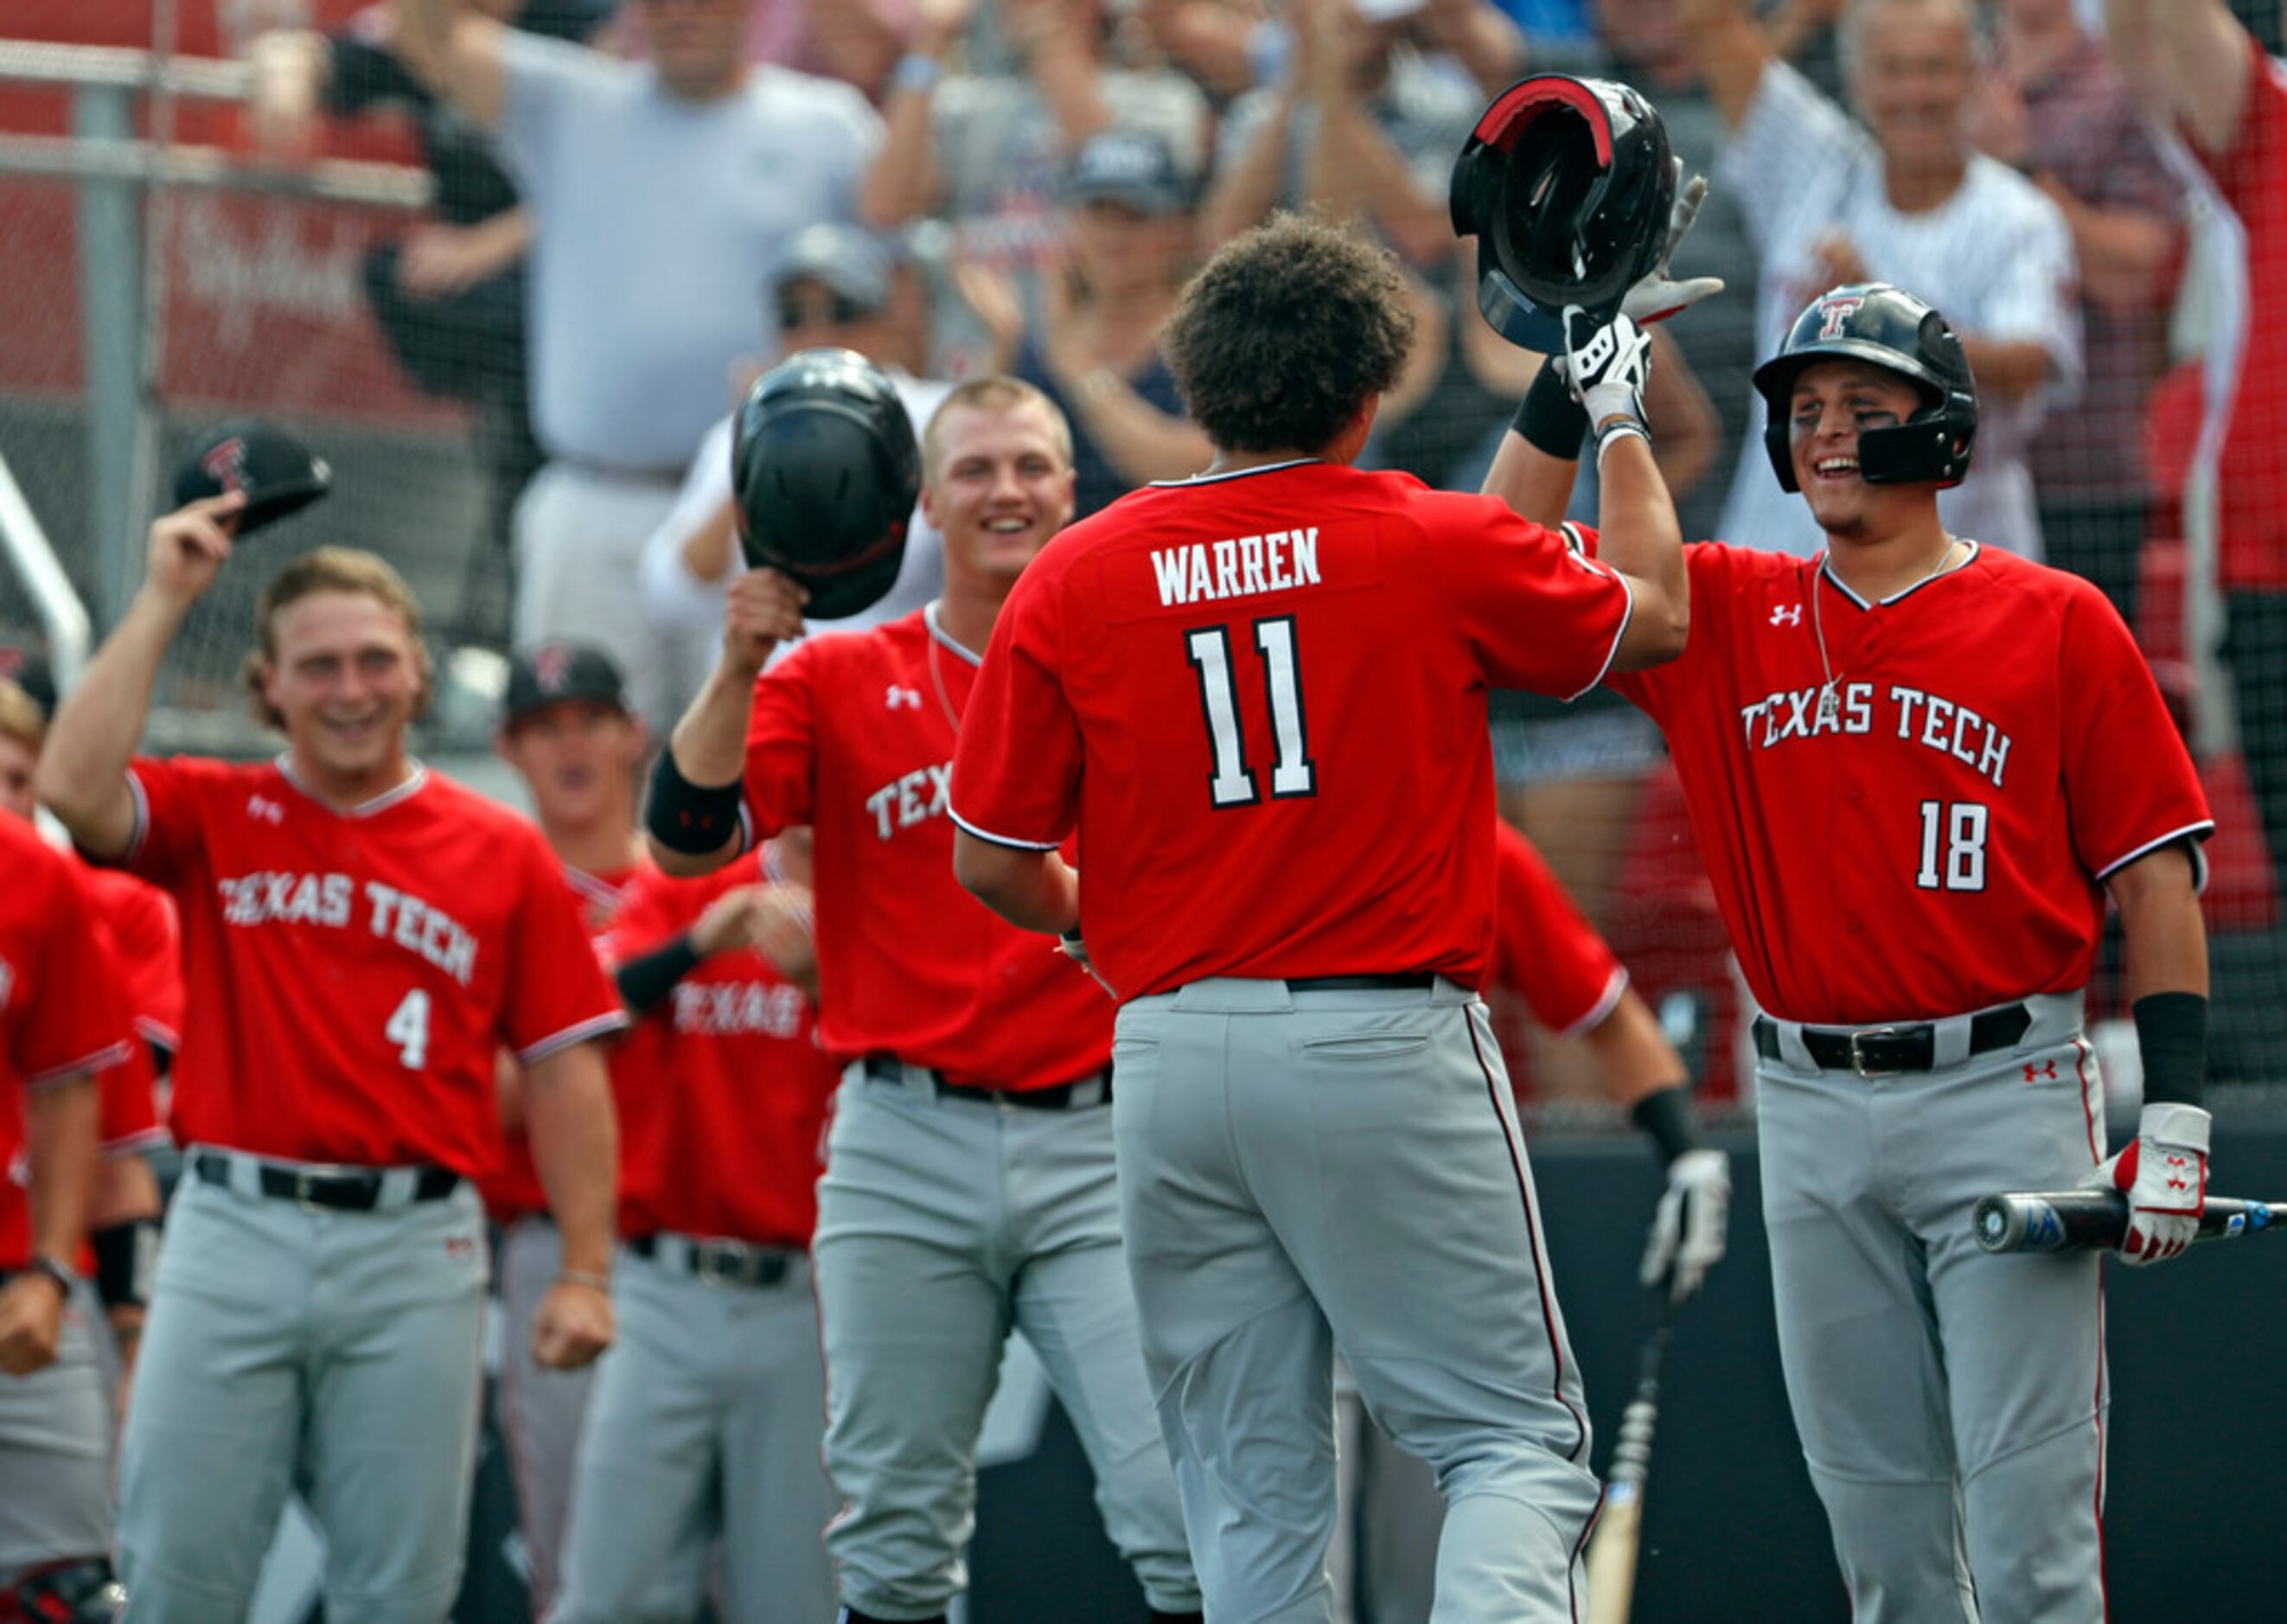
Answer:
[
  {"left": 629, "top": 1233, "right": 797, "bottom": 1289},
  {"left": 861, "top": 1054, "right": 1112, "bottom": 1110},
  {"left": 1754, "top": 1004, "right": 2035, "bottom": 1077},
  {"left": 194, "top": 1151, "right": 460, "bottom": 1211},
  {"left": 1286, "top": 974, "right": 1437, "bottom": 993}
]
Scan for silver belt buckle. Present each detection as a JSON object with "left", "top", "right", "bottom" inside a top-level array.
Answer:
[
  {"left": 292, "top": 1167, "right": 324, "bottom": 1212},
  {"left": 1849, "top": 1027, "right": 1903, "bottom": 1079},
  {"left": 696, "top": 1239, "right": 751, "bottom": 1288}
]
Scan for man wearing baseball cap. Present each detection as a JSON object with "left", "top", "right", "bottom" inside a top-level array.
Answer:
[
  {"left": 640, "top": 222, "right": 951, "bottom": 694},
  {"left": 487, "top": 641, "right": 648, "bottom": 1618}
]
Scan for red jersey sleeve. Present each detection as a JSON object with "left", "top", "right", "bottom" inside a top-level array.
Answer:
[
  {"left": 98, "top": 1047, "right": 165, "bottom": 1158},
  {"left": 742, "top": 643, "right": 821, "bottom": 840},
  {"left": 1490, "top": 822, "right": 1627, "bottom": 1035},
  {"left": 1426, "top": 498, "right": 1634, "bottom": 700},
  {"left": 9, "top": 841, "right": 135, "bottom": 1088},
  {"left": 2057, "top": 584, "right": 2213, "bottom": 882},
  {"left": 86, "top": 869, "right": 184, "bottom": 1050},
  {"left": 950, "top": 560, "right": 1085, "bottom": 850},
  {"left": 118, "top": 754, "right": 233, "bottom": 886},
  {"left": 497, "top": 828, "right": 628, "bottom": 1064},
  {"left": 1600, "top": 538, "right": 1734, "bottom": 723}
]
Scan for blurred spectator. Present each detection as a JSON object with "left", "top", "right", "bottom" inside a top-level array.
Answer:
[
  {"left": 246, "top": 0, "right": 614, "bottom": 645},
  {"left": 392, "top": 0, "right": 881, "bottom": 738},
  {"left": 862, "top": 0, "right": 1211, "bottom": 297},
  {"left": 1971, "top": 0, "right": 2184, "bottom": 628},
  {"left": 1201, "top": 0, "right": 1501, "bottom": 268},
  {"left": 1681, "top": 0, "right": 2080, "bottom": 559},
  {"left": 2108, "top": 0, "right": 2287, "bottom": 909},
  {"left": 955, "top": 131, "right": 1214, "bottom": 515},
  {"left": 642, "top": 222, "right": 952, "bottom": 676}
]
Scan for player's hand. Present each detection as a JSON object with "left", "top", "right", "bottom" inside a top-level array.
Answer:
[
  {"left": 1808, "top": 227, "right": 1871, "bottom": 291},
  {"left": 2085, "top": 1102, "right": 2209, "bottom": 1265},
  {"left": 1620, "top": 164, "right": 1726, "bottom": 326},
  {"left": 1639, "top": 1147, "right": 1730, "bottom": 1303},
  {"left": 721, "top": 566, "right": 807, "bottom": 677},
  {"left": 0, "top": 1273, "right": 67, "bottom": 1377},
  {"left": 532, "top": 1276, "right": 615, "bottom": 1371},
  {"left": 144, "top": 491, "right": 245, "bottom": 610},
  {"left": 1562, "top": 307, "right": 1653, "bottom": 432}
]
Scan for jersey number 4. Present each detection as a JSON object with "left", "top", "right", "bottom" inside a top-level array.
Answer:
[
  {"left": 1185, "top": 617, "right": 1317, "bottom": 809},
  {"left": 386, "top": 988, "right": 431, "bottom": 1070}
]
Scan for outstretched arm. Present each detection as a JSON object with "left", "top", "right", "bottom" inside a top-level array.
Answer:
[{"left": 2107, "top": 0, "right": 2255, "bottom": 159}]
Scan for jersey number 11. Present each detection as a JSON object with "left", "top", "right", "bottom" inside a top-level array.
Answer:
[{"left": 1185, "top": 617, "right": 1318, "bottom": 809}]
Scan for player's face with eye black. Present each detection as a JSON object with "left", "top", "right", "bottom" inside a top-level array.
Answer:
[
  {"left": 0, "top": 732, "right": 34, "bottom": 822},
  {"left": 501, "top": 700, "right": 645, "bottom": 831},
  {"left": 923, "top": 401, "right": 1076, "bottom": 587},
  {"left": 261, "top": 590, "right": 425, "bottom": 794},
  {"left": 1789, "top": 360, "right": 1931, "bottom": 540}
]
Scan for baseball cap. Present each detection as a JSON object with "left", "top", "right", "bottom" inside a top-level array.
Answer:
[
  {"left": 172, "top": 419, "right": 332, "bottom": 539},
  {"left": 1062, "top": 130, "right": 1194, "bottom": 216},
  {"left": 771, "top": 223, "right": 896, "bottom": 315},
  {"left": 502, "top": 643, "right": 631, "bottom": 726}
]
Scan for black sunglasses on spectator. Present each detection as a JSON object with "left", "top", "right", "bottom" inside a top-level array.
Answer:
[{"left": 778, "top": 290, "right": 873, "bottom": 329}]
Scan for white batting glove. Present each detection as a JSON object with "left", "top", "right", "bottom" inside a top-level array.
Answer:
[
  {"left": 2085, "top": 1102, "right": 2210, "bottom": 1266},
  {"left": 1562, "top": 307, "right": 1654, "bottom": 433},
  {"left": 1639, "top": 1148, "right": 1731, "bottom": 1303},
  {"left": 1620, "top": 163, "right": 1725, "bottom": 326}
]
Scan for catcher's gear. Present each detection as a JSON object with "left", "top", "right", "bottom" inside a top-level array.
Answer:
[
  {"left": 731, "top": 347, "right": 920, "bottom": 620},
  {"left": 2084, "top": 1101, "right": 2210, "bottom": 1265},
  {"left": 1639, "top": 1147, "right": 1730, "bottom": 1303},
  {"left": 3, "top": 1557, "right": 126, "bottom": 1622},
  {"left": 1563, "top": 308, "right": 1653, "bottom": 432},
  {"left": 1450, "top": 74, "right": 1677, "bottom": 355},
  {"left": 1752, "top": 281, "right": 1978, "bottom": 493},
  {"left": 172, "top": 419, "right": 332, "bottom": 538}
]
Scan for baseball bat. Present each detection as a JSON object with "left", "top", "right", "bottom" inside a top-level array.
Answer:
[
  {"left": 1584, "top": 1308, "right": 1675, "bottom": 1624},
  {"left": 1973, "top": 1190, "right": 2287, "bottom": 1254}
]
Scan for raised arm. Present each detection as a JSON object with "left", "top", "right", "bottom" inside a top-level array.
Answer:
[
  {"left": 1677, "top": 0, "right": 1774, "bottom": 133},
  {"left": 390, "top": 0, "right": 510, "bottom": 129},
  {"left": 38, "top": 495, "right": 245, "bottom": 859},
  {"left": 2107, "top": 0, "right": 2255, "bottom": 159}
]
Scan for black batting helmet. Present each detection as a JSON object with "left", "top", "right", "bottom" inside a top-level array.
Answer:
[
  {"left": 1752, "top": 283, "right": 1978, "bottom": 492},
  {"left": 1449, "top": 74, "right": 1676, "bottom": 354},
  {"left": 731, "top": 348, "right": 920, "bottom": 620}
]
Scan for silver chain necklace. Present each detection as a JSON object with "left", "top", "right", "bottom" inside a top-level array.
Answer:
[{"left": 1811, "top": 539, "right": 1964, "bottom": 727}]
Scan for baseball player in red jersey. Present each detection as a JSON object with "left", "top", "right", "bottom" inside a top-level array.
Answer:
[
  {"left": 35, "top": 495, "right": 628, "bottom": 1623},
  {"left": 1493, "top": 281, "right": 2215, "bottom": 1620},
  {"left": 647, "top": 376, "right": 1201, "bottom": 1624},
  {"left": 553, "top": 842, "right": 842, "bottom": 1621},
  {"left": 483, "top": 642, "right": 650, "bottom": 1619},
  {"left": 949, "top": 213, "right": 1691, "bottom": 1622},
  {"left": 0, "top": 815, "right": 132, "bottom": 1621}
]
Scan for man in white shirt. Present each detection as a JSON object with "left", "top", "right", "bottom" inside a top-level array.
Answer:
[{"left": 1680, "top": 0, "right": 2081, "bottom": 559}]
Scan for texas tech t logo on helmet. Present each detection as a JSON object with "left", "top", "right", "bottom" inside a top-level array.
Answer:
[
  {"left": 1449, "top": 74, "right": 1677, "bottom": 353},
  {"left": 1751, "top": 282, "right": 1979, "bottom": 493}
]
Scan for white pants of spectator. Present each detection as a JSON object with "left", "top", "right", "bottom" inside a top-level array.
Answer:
[{"left": 513, "top": 462, "right": 711, "bottom": 738}]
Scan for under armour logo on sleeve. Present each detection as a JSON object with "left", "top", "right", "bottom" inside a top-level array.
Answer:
[{"left": 1771, "top": 604, "right": 1802, "bottom": 627}]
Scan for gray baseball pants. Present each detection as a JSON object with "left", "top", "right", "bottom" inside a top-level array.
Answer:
[
  {"left": 814, "top": 1061, "right": 1198, "bottom": 1621},
  {"left": 495, "top": 1213, "right": 593, "bottom": 1618},
  {"left": 117, "top": 1156, "right": 489, "bottom": 1623},
  {"left": 0, "top": 1293, "right": 111, "bottom": 1584},
  {"left": 1111, "top": 976, "right": 1602, "bottom": 1624},
  {"left": 1756, "top": 990, "right": 2108, "bottom": 1622},
  {"left": 551, "top": 1241, "right": 833, "bottom": 1621}
]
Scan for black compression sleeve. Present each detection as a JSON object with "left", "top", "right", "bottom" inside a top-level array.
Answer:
[
  {"left": 1630, "top": 1083, "right": 1703, "bottom": 1165},
  {"left": 93, "top": 1217, "right": 161, "bottom": 1310},
  {"left": 2132, "top": 992, "right": 2207, "bottom": 1109},
  {"left": 616, "top": 932, "right": 704, "bottom": 1017},
  {"left": 1511, "top": 356, "right": 1591, "bottom": 461},
  {"left": 646, "top": 750, "right": 744, "bottom": 856}
]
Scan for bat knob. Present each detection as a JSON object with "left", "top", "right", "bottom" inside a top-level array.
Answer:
[{"left": 1974, "top": 1196, "right": 2010, "bottom": 1250}]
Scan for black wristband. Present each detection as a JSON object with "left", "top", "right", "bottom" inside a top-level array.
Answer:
[
  {"left": 645, "top": 750, "right": 744, "bottom": 857},
  {"left": 2132, "top": 991, "right": 2207, "bottom": 1109},
  {"left": 616, "top": 931, "right": 704, "bottom": 1016},
  {"left": 1630, "top": 1083, "right": 1702, "bottom": 1165},
  {"left": 93, "top": 1217, "right": 161, "bottom": 1310},
  {"left": 1512, "top": 357, "right": 1590, "bottom": 461}
]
